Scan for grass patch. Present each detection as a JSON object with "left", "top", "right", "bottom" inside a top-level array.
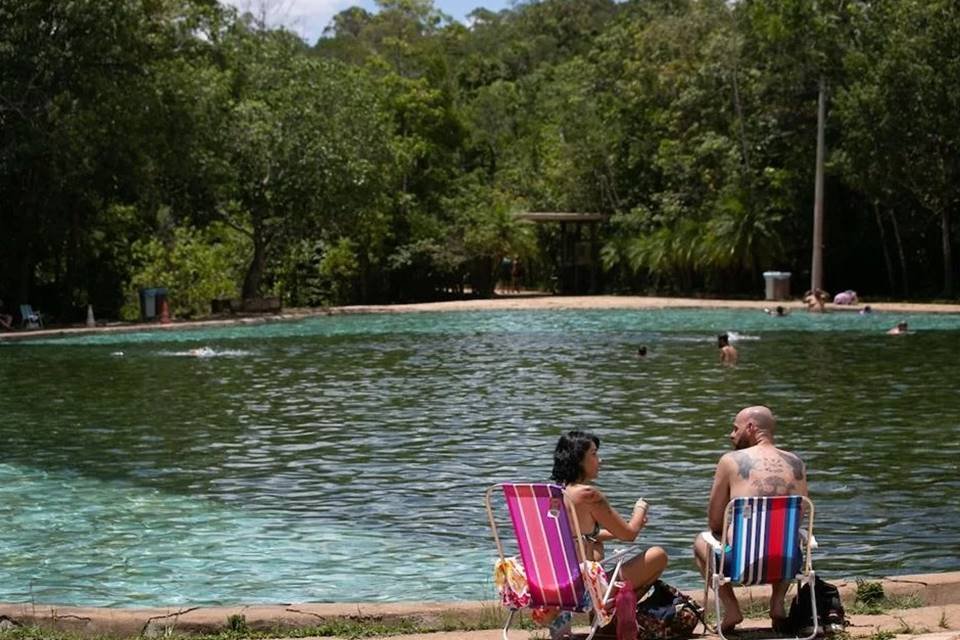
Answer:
[
  {"left": 0, "top": 607, "right": 539, "bottom": 640},
  {"left": 849, "top": 580, "right": 923, "bottom": 615}
]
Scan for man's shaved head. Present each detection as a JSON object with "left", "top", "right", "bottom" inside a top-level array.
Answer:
[{"left": 739, "top": 405, "right": 776, "bottom": 436}]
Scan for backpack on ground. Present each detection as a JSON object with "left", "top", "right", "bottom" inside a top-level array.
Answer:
[
  {"left": 788, "top": 575, "right": 847, "bottom": 635},
  {"left": 633, "top": 580, "right": 705, "bottom": 640}
]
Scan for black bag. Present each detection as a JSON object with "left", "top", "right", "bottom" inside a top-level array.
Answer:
[
  {"left": 634, "top": 580, "right": 705, "bottom": 640},
  {"left": 788, "top": 576, "right": 847, "bottom": 635}
]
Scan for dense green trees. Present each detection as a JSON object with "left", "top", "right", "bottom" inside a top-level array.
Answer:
[{"left": 2, "top": 0, "right": 958, "bottom": 322}]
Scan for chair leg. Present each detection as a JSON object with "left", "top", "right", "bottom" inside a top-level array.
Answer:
[
  {"left": 713, "top": 575, "right": 727, "bottom": 640},
  {"left": 703, "top": 545, "right": 712, "bottom": 610},
  {"left": 703, "top": 547, "right": 717, "bottom": 633},
  {"left": 799, "top": 571, "right": 819, "bottom": 640},
  {"left": 584, "top": 615, "right": 601, "bottom": 640},
  {"left": 501, "top": 608, "right": 516, "bottom": 640}
]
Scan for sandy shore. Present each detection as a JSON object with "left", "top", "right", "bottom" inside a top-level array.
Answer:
[
  {"left": 2, "top": 294, "right": 958, "bottom": 343},
  {"left": 334, "top": 293, "right": 960, "bottom": 315}
]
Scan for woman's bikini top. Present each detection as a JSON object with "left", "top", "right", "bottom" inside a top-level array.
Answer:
[{"left": 581, "top": 521, "right": 601, "bottom": 543}]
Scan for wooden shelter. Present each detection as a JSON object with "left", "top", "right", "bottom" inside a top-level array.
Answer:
[{"left": 516, "top": 212, "right": 608, "bottom": 294}]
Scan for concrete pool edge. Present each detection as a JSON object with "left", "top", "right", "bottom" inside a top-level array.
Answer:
[{"left": 1, "top": 571, "right": 958, "bottom": 638}]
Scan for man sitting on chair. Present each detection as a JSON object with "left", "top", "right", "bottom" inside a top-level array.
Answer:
[{"left": 693, "top": 405, "right": 809, "bottom": 633}]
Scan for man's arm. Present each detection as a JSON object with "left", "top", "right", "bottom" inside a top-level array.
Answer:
[{"left": 707, "top": 455, "right": 732, "bottom": 535}]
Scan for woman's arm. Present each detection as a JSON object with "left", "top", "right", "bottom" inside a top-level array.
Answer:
[{"left": 588, "top": 492, "right": 648, "bottom": 542}]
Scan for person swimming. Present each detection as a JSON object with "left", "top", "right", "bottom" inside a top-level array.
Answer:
[
  {"left": 718, "top": 333, "right": 738, "bottom": 365},
  {"left": 887, "top": 321, "right": 908, "bottom": 335}
]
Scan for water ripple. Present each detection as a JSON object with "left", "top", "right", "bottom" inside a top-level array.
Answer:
[{"left": 0, "top": 310, "right": 958, "bottom": 605}]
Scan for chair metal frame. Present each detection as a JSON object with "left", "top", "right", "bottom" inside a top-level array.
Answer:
[
  {"left": 701, "top": 495, "right": 819, "bottom": 640},
  {"left": 485, "top": 482, "right": 635, "bottom": 640},
  {"left": 19, "top": 304, "right": 42, "bottom": 329}
]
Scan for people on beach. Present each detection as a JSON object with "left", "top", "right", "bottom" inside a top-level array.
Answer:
[
  {"left": 499, "top": 256, "right": 512, "bottom": 292},
  {"left": 718, "top": 333, "right": 738, "bottom": 365},
  {"left": 833, "top": 289, "right": 858, "bottom": 305},
  {"left": 887, "top": 321, "right": 908, "bottom": 335},
  {"left": 803, "top": 288, "right": 828, "bottom": 312},
  {"left": 553, "top": 431, "right": 668, "bottom": 593},
  {"left": 510, "top": 256, "right": 524, "bottom": 293},
  {"left": 692, "top": 405, "right": 809, "bottom": 634}
]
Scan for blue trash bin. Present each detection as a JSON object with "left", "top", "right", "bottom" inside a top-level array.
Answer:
[{"left": 139, "top": 287, "right": 168, "bottom": 321}]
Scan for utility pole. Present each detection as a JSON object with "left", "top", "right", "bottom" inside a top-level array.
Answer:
[{"left": 811, "top": 77, "right": 826, "bottom": 292}]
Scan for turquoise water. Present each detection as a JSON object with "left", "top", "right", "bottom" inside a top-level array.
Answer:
[{"left": 1, "top": 308, "right": 958, "bottom": 607}]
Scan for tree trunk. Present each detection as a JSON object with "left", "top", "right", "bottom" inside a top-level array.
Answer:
[
  {"left": 810, "top": 77, "right": 826, "bottom": 293},
  {"left": 872, "top": 201, "right": 896, "bottom": 293},
  {"left": 242, "top": 230, "right": 267, "bottom": 300},
  {"left": 888, "top": 208, "right": 909, "bottom": 297},
  {"left": 941, "top": 208, "right": 953, "bottom": 297},
  {"left": 731, "top": 66, "right": 750, "bottom": 172}
]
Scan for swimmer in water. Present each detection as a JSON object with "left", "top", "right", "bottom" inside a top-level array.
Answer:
[
  {"left": 887, "top": 321, "right": 908, "bottom": 335},
  {"left": 718, "top": 333, "right": 738, "bottom": 365}
]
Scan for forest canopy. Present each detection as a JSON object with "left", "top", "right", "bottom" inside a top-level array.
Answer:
[{"left": 2, "top": 0, "right": 958, "bottom": 322}]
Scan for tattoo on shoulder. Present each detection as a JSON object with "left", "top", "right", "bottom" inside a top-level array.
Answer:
[
  {"left": 776, "top": 450, "right": 805, "bottom": 480},
  {"left": 751, "top": 477, "right": 796, "bottom": 496},
  {"left": 732, "top": 451, "right": 756, "bottom": 479}
]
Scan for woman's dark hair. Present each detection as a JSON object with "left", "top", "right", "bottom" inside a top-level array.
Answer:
[{"left": 551, "top": 430, "right": 600, "bottom": 485}]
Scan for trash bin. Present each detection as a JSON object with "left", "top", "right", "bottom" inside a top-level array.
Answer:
[
  {"left": 762, "top": 272, "right": 791, "bottom": 301},
  {"left": 139, "top": 287, "right": 168, "bottom": 321}
]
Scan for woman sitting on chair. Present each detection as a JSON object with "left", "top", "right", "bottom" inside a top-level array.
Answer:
[{"left": 553, "top": 430, "right": 668, "bottom": 593}]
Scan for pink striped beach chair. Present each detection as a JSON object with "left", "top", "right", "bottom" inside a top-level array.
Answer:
[
  {"left": 485, "top": 483, "right": 632, "bottom": 640},
  {"left": 701, "top": 495, "right": 819, "bottom": 640}
]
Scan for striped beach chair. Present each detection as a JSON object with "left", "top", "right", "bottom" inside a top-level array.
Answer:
[
  {"left": 701, "top": 495, "right": 819, "bottom": 640},
  {"left": 485, "top": 483, "right": 631, "bottom": 640}
]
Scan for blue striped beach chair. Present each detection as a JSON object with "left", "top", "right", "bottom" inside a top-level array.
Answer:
[{"left": 701, "top": 495, "right": 819, "bottom": 640}]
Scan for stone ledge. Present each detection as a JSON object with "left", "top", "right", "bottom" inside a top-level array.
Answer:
[{"left": 0, "top": 572, "right": 958, "bottom": 638}]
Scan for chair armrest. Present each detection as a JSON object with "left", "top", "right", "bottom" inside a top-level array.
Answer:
[
  {"left": 700, "top": 530, "right": 723, "bottom": 552},
  {"left": 799, "top": 530, "right": 818, "bottom": 549},
  {"left": 602, "top": 544, "right": 640, "bottom": 566}
]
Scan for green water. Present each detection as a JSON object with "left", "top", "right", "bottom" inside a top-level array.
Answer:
[{"left": 1, "top": 308, "right": 958, "bottom": 607}]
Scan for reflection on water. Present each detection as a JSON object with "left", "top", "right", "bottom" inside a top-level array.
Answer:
[{"left": 0, "top": 309, "right": 958, "bottom": 606}]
